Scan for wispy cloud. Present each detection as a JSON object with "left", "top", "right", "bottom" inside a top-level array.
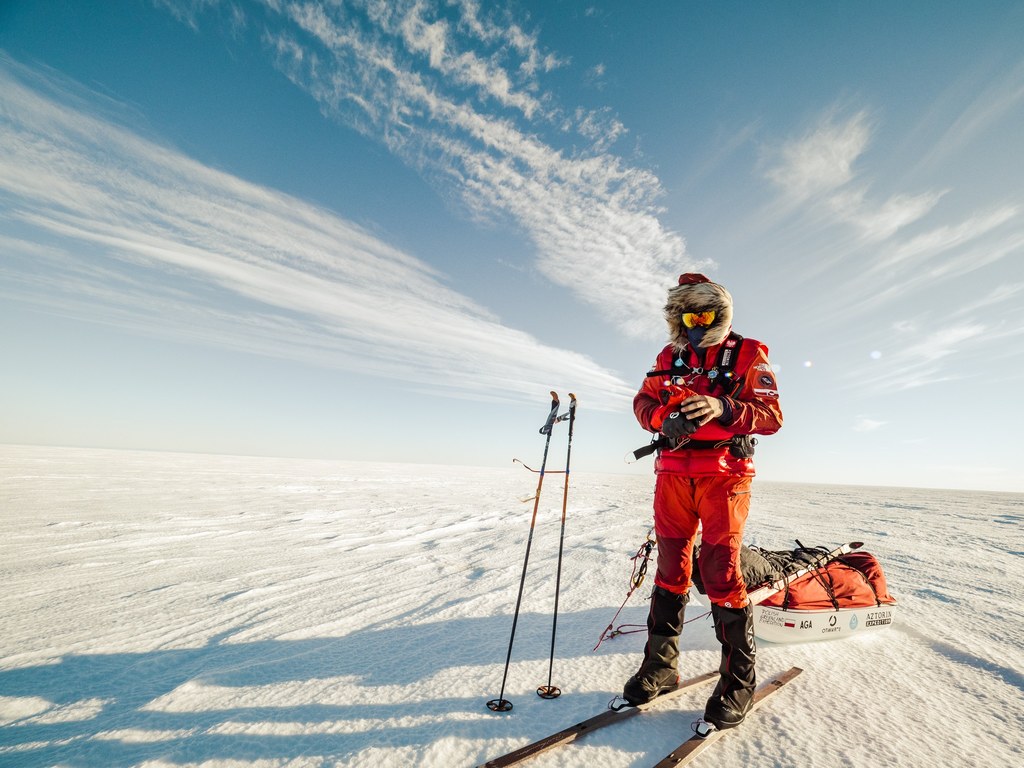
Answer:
[
  {"left": 765, "top": 108, "right": 942, "bottom": 241},
  {"left": 915, "top": 57, "right": 1024, "bottom": 173},
  {"left": 840, "top": 325, "right": 979, "bottom": 394},
  {"left": 166, "top": 0, "right": 699, "bottom": 337},
  {"left": 858, "top": 206, "right": 1022, "bottom": 308},
  {"left": 830, "top": 188, "right": 948, "bottom": 242},
  {"left": 767, "top": 109, "right": 873, "bottom": 200},
  {"left": 397, "top": 0, "right": 548, "bottom": 119},
  {"left": 0, "top": 56, "right": 634, "bottom": 410},
  {"left": 841, "top": 291, "right": 1024, "bottom": 394},
  {"left": 771, "top": 104, "right": 1024, "bottom": 394},
  {"left": 852, "top": 416, "right": 886, "bottom": 432},
  {"left": 762, "top": 102, "right": 1023, "bottom": 352},
  {"left": 874, "top": 206, "right": 1018, "bottom": 273}
]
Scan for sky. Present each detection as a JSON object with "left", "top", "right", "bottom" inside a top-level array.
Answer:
[{"left": 1, "top": 0, "right": 1022, "bottom": 492}]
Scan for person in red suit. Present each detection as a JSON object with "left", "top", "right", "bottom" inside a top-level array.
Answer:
[{"left": 623, "top": 273, "right": 783, "bottom": 731}]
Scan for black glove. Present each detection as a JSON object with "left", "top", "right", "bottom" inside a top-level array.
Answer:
[{"left": 661, "top": 410, "right": 698, "bottom": 439}]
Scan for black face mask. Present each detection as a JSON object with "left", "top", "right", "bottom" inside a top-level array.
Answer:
[{"left": 685, "top": 326, "right": 707, "bottom": 348}]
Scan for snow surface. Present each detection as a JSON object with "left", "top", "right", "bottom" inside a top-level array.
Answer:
[{"left": 1, "top": 444, "right": 1022, "bottom": 768}]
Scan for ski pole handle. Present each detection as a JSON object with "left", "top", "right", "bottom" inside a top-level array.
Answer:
[{"left": 539, "top": 391, "right": 560, "bottom": 435}]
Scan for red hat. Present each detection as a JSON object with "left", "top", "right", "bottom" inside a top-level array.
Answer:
[{"left": 677, "top": 273, "right": 711, "bottom": 286}]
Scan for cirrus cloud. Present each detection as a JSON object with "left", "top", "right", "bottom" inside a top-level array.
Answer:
[{"left": 0, "top": 55, "right": 635, "bottom": 411}]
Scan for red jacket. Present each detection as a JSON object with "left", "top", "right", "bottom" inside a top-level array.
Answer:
[{"left": 635, "top": 336, "right": 783, "bottom": 477}]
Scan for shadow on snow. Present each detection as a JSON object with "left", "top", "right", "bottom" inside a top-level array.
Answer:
[{"left": 0, "top": 607, "right": 647, "bottom": 767}]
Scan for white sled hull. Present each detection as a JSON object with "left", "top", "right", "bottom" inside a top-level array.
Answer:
[{"left": 752, "top": 603, "right": 897, "bottom": 644}]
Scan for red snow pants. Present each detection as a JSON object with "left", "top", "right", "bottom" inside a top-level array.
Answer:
[{"left": 652, "top": 473, "right": 752, "bottom": 608}]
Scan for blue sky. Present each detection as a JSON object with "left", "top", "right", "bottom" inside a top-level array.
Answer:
[{"left": 1, "top": 1, "right": 1022, "bottom": 492}]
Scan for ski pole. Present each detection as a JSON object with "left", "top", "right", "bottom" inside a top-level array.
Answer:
[
  {"left": 538, "top": 393, "right": 576, "bottom": 699},
  {"left": 487, "top": 392, "right": 561, "bottom": 713}
]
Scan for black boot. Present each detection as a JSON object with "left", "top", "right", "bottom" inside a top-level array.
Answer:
[
  {"left": 622, "top": 586, "right": 688, "bottom": 705},
  {"left": 703, "top": 603, "right": 756, "bottom": 729}
]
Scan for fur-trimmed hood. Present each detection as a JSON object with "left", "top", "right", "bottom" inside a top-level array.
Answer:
[{"left": 665, "top": 273, "right": 733, "bottom": 350}]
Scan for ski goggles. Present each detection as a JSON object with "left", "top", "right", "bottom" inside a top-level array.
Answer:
[{"left": 681, "top": 310, "right": 717, "bottom": 329}]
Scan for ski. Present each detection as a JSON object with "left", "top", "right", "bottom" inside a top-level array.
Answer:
[
  {"left": 478, "top": 670, "right": 717, "bottom": 768},
  {"left": 747, "top": 542, "right": 862, "bottom": 605},
  {"left": 650, "top": 666, "right": 803, "bottom": 767}
]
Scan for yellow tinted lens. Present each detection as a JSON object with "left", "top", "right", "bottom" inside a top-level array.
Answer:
[{"left": 682, "top": 310, "right": 716, "bottom": 328}]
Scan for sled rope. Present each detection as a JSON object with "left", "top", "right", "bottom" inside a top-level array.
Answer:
[
  {"left": 779, "top": 543, "right": 839, "bottom": 609},
  {"left": 601, "top": 609, "right": 713, "bottom": 643},
  {"left": 593, "top": 530, "right": 655, "bottom": 650},
  {"left": 807, "top": 558, "right": 840, "bottom": 610},
  {"left": 594, "top": 531, "right": 714, "bottom": 650},
  {"left": 836, "top": 553, "right": 884, "bottom": 606}
]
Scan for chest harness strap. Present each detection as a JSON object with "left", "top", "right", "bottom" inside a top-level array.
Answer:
[{"left": 633, "top": 333, "right": 749, "bottom": 460}]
